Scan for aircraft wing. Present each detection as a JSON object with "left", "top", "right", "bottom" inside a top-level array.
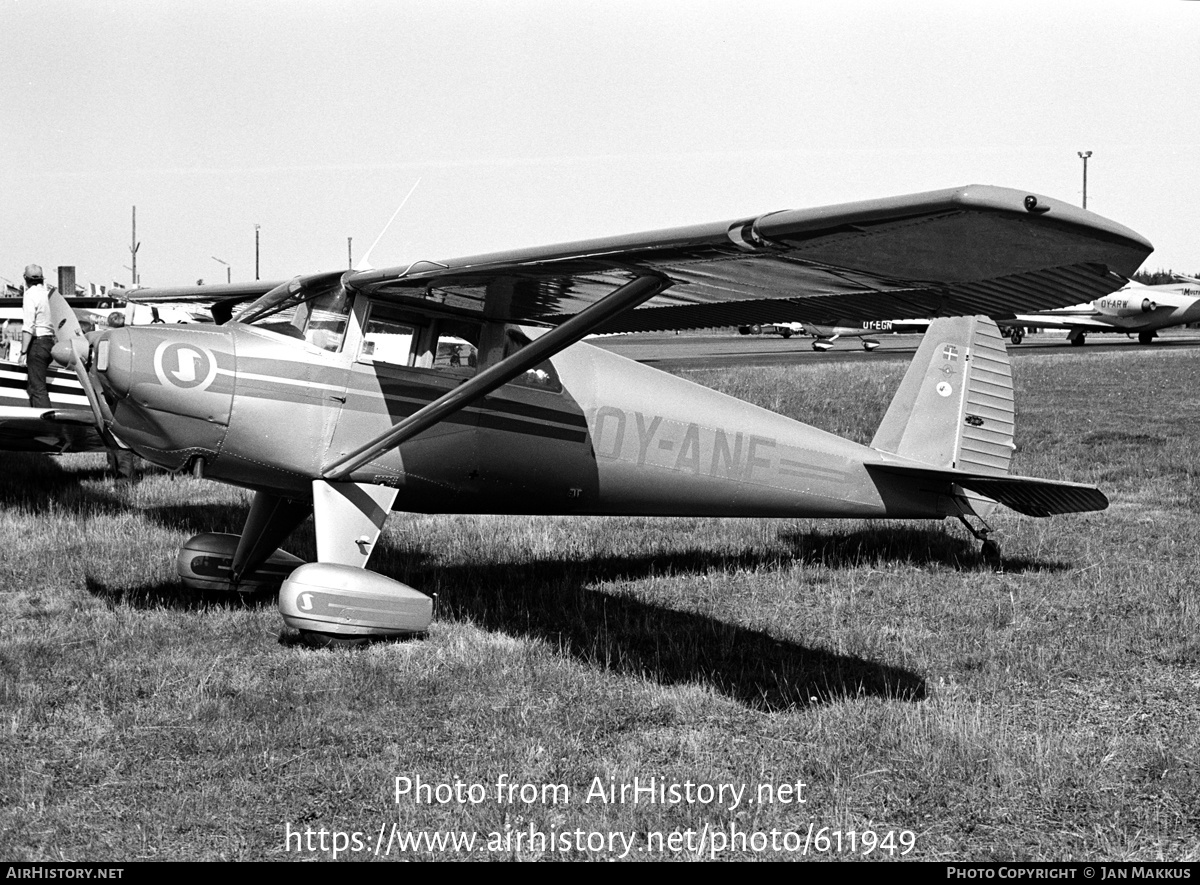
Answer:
[
  {"left": 0, "top": 405, "right": 105, "bottom": 453},
  {"left": 115, "top": 281, "right": 283, "bottom": 303},
  {"left": 344, "top": 185, "right": 1153, "bottom": 333},
  {"left": 1008, "top": 311, "right": 1114, "bottom": 332},
  {"left": 115, "top": 281, "right": 284, "bottom": 324}
]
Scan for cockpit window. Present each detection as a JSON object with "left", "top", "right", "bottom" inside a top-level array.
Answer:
[
  {"left": 361, "top": 315, "right": 417, "bottom": 364},
  {"left": 503, "top": 327, "right": 562, "bottom": 392},
  {"left": 358, "top": 306, "right": 481, "bottom": 374},
  {"left": 433, "top": 320, "right": 479, "bottom": 370},
  {"left": 236, "top": 272, "right": 351, "bottom": 352}
]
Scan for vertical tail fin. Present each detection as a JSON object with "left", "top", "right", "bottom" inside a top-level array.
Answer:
[
  {"left": 866, "top": 315, "right": 1107, "bottom": 517},
  {"left": 870, "top": 315, "right": 1015, "bottom": 476}
]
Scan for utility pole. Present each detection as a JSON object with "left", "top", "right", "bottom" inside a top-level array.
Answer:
[
  {"left": 347, "top": 236, "right": 353, "bottom": 270},
  {"left": 255, "top": 224, "right": 261, "bottom": 280},
  {"left": 1077, "top": 151, "right": 1092, "bottom": 209},
  {"left": 212, "top": 256, "right": 230, "bottom": 284},
  {"left": 130, "top": 206, "right": 140, "bottom": 285}
]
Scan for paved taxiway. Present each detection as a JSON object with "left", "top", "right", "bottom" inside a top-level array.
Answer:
[{"left": 592, "top": 328, "right": 1200, "bottom": 370}]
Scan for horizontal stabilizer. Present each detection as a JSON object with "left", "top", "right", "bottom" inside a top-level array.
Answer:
[{"left": 866, "top": 463, "right": 1108, "bottom": 516}]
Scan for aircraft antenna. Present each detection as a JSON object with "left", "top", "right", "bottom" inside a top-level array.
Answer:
[{"left": 356, "top": 179, "right": 420, "bottom": 272}]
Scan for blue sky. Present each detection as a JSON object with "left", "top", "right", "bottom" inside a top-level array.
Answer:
[{"left": 3, "top": 0, "right": 1197, "bottom": 288}]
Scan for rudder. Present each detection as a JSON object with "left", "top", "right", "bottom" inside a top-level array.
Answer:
[{"left": 870, "top": 315, "right": 1015, "bottom": 476}]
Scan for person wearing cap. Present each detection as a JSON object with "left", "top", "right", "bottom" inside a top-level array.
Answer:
[{"left": 20, "top": 263, "right": 54, "bottom": 408}]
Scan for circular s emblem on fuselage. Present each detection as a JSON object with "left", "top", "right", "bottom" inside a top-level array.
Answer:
[
  {"left": 936, "top": 381, "right": 953, "bottom": 397},
  {"left": 154, "top": 340, "right": 219, "bottom": 392}
]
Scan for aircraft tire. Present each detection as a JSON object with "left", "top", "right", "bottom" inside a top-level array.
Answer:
[
  {"left": 1010, "top": 328, "right": 1024, "bottom": 345},
  {"left": 295, "top": 630, "right": 374, "bottom": 650},
  {"left": 1071, "top": 333, "right": 1086, "bottom": 346},
  {"left": 1138, "top": 332, "right": 1155, "bottom": 345}
]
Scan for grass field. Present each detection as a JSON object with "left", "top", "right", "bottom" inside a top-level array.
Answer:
[{"left": 1, "top": 346, "right": 1198, "bottom": 861}]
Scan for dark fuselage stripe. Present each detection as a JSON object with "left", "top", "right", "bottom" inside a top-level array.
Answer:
[
  {"left": 229, "top": 356, "right": 587, "bottom": 427},
  {"left": 228, "top": 379, "right": 588, "bottom": 444},
  {"left": 347, "top": 376, "right": 587, "bottom": 428}
]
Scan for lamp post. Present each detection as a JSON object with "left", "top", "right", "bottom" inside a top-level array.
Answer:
[
  {"left": 255, "top": 225, "right": 261, "bottom": 280},
  {"left": 212, "top": 256, "right": 230, "bottom": 284},
  {"left": 130, "top": 206, "right": 140, "bottom": 285},
  {"left": 1077, "top": 151, "right": 1092, "bottom": 209}
]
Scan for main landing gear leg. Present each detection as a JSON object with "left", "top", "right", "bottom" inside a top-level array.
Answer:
[
  {"left": 278, "top": 481, "right": 432, "bottom": 648},
  {"left": 957, "top": 514, "right": 1002, "bottom": 569}
]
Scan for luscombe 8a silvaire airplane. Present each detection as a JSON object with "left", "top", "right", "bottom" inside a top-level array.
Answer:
[{"left": 36, "top": 185, "right": 1152, "bottom": 643}]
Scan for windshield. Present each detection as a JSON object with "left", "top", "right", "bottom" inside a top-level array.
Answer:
[{"left": 236, "top": 271, "right": 351, "bottom": 352}]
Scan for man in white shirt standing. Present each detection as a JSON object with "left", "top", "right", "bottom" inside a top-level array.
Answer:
[{"left": 20, "top": 263, "right": 54, "bottom": 408}]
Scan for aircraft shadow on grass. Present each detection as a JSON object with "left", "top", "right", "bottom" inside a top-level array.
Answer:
[
  {"left": 82, "top": 520, "right": 925, "bottom": 709},
  {"left": 0, "top": 453, "right": 126, "bottom": 516},
  {"left": 78, "top": 509, "right": 1071, "bottom": 711},
  {"left": 779, "top": 525, "right": 1072, "bottom": 575},
  {"left": 403, "top": 550, "right": 930, "bottom": 711}
]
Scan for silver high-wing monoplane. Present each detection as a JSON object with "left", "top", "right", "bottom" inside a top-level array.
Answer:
[{"left": 15, "top": 185, "right": 1154, "bottom": 643}]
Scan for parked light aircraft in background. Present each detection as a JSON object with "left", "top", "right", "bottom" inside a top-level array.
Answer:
[
  {"left": 1004, "top": 278, "right": 1200, "bottom": 346},
  {"left": 735, "top": 318, "right": 931, "bottom": 348},
  {"left": 10, "top": 185, "right": 1152, "bottom": 644},
  {"left": 0, "top": 287, "right": 205, "bottom": 452},
  {"left": 802, "top": 318, "right": 933, "bottom": 351},
  {"left": 736, "top": 322, "right": 804, "bottom": 338}
]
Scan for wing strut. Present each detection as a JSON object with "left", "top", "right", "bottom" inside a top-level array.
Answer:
[{"left": 321, "top": 272, "right": 672, "bottom": 480}]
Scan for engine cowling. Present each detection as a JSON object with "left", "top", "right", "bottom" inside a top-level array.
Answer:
[{"left": 1095, "top": 295, "right": 1157, "bottom": 317}]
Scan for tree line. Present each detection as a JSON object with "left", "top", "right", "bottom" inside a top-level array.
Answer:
[{"left": 1132, "top": 269, "right": 1200, "bottom": 285}]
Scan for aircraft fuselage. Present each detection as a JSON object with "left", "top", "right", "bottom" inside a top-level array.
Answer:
[
  {"left": 1017, "top": 284, "right": 1200, "bottom": 335},
  {"left": 94, "top": 319, "right": 951, "bottom": 521}
]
